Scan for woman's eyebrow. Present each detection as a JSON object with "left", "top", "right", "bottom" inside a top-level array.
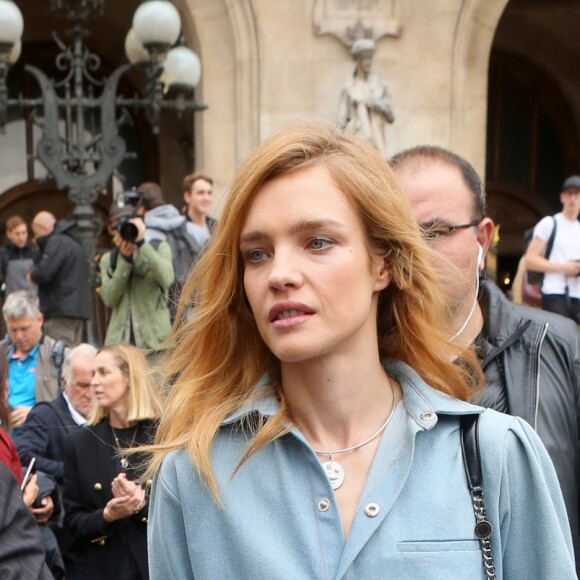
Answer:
[
  {"left": 289, "top": 219, "right": 346, "bottom": 233},
  {"left": 239, "top": 230, "right": 267, "bottom": 244},
  {"left": 240, "top": 219, "right": 346, "bottom": 245}
]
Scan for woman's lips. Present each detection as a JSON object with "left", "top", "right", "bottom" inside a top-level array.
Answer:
[
  {"left": 268, "top": 302, "right": 315, "bottom": 328},
  {"left": 272, "top": 312, "right": 314, "bottom": 329}
]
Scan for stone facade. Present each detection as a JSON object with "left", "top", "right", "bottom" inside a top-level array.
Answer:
[
  {"left": 2, "top": 0, "right": 580, "bottom": 277},
  {"left": 185, "top": 0, "right": 509, "bottom": 210}
]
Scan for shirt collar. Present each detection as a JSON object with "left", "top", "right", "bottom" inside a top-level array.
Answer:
[
  {"left": 221, "top": 374, "right": 279, "bottom": 425},
  {"left": 62, "top": 392, "right": 88, "bottom": 426},
  {"left": 9, "top": 341, "right": 40, "bottom": 362},
  {"left": 220, "top": 359, "right": 484, "bottom": 429},
  {"left": 386, "top": 360, "right": 483, "bottom": 430}
]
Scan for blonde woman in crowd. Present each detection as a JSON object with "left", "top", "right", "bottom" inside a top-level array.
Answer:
[
  {"left": 146, "top": 123, "right": 574, "bottom": 579},
  {"left": 63, "top": 344, "right": 162, "bottom": 580}
]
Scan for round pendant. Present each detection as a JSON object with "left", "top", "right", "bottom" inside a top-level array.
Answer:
[
  {"left": 322, "top": 460, "right": 345, "bottom": 490},
  {"left": 120, "top": 457, "right": 129, "bottom": 469}
]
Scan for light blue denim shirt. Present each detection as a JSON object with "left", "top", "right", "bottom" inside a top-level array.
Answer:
[{"left": 149, "top": 360, "right": 575, "bottom": 579}]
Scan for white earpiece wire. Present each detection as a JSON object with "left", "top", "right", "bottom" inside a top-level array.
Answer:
[{"left": 450, "top": 244, "right": 482, "bottom": 341}]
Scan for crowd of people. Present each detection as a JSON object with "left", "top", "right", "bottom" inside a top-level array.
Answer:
[
  {"left": 0, "top": 173, "right": 215, "bottom": 579},
  {"left": 1, "top": 124, "right": 580, "bottom": 579}
]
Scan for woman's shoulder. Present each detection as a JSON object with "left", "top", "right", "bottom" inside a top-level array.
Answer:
[
  {"left": 478, "top": 407, "right": 535, "bottom": 437},
  {"left": 475, "top": 408, "right": 548, "bottom": 468},
  {"left": 158, "top": 448, "right": 195, "bottom": 477},
  {"left": 155, "top": 448, "right": 199, "bottom": 496}
]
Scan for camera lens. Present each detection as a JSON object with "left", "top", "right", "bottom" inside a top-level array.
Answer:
[{"left": 119, "top": 221, "right": 139, "bottom": 243}]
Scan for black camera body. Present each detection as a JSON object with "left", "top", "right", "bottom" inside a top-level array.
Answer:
[{"left": 114, "top": 189, "right": 145, "bottom": 243}]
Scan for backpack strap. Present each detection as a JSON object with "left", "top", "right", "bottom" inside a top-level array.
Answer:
[
  {"left": 106, "top": 247, "right": 120, "bottom": 278},
  {"left": 544, "top": 216, "right": 557, "bottom": 260},
  {"left": 174, "top": 222, "right": 201, "bottom": 255},
  {"left": 50, "top": 340, "right": 66, "bottom": 387},
  {"left": 460, "top": 414, "right": 496, "bottom": 580}
]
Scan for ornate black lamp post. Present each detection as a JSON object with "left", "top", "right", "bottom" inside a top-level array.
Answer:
[{"left": 0, "top": 0, "right": 207, "bottom": 343}]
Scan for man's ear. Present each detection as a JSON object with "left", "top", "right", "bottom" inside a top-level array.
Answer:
[{"left": 476, "top": 217, "right": 494, "bottom": 270}]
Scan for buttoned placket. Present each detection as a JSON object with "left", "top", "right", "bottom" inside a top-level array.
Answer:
[
  {"left": 292, "top": 398, "right": 438, "bottom": 580},
  {"left": 333, "top": 402, "right": 428, "bottom": 580}
]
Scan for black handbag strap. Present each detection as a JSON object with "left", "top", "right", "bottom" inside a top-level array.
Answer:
[{"left": 460, "top": 414, "right": 497, "bottom": 580}]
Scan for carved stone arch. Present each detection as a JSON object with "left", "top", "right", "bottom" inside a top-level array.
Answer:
[
  {"left": 224, "top": 0, "right": 261, "bottom": 159},
  {"left": 449, "top": 0, "right": 509, "bottom": 177},
  {"left": 178, "top": 0, "right": 260, "bottom": 194}
]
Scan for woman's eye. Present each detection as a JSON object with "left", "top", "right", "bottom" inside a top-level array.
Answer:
[
  {"left": 246, "top": 249, "right": 267, "bottom": 262},
  {"left": 308, "top": 237, "right": 332, "bottom": 251}
]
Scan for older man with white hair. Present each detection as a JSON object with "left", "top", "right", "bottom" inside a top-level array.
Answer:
[
  {"left": 14, "top": 343, "right": 96, "bottom": 580},
  {"left": 14, "top": 343, "right": 97, "bottom": 482}
]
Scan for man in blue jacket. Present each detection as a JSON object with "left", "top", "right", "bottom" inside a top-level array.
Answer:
[{"left": 391, "top": 145, "right": 580, "bottom": 576}]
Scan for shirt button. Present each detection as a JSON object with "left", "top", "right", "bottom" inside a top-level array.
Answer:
[
  {"left": 420, "top": 411, "right": 436, "bottom": 421},
  {"left": 318, "top": 498, "right": 331, "bottom": 512},
  {"left": 364, "top": 502, "right": 380, "bottom": 517},
  {"left": 94, "top": 482, "right": 102, "bottom": 491}
]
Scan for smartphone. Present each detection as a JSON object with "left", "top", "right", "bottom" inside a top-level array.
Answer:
[{"left": 20, "top": 457, "right": 36, "bottom": 491}]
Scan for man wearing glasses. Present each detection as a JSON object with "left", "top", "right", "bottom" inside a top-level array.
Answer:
[
  {"left": 524, "top": 176, "right": 580, "bottom": 323},
  {"left": 391, "top": 146, "right": 580, "bottom": 575}
]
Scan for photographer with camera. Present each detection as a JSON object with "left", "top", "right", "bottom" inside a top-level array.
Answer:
[
  {"left": 98, "top": 199, "right": 174, "bottom": 358},
  {"left": 525, "top": 175, "right": 580, "bottom": 323}
]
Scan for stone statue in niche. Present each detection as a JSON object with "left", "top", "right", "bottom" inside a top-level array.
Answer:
[{"left": 337, "top": 38, "right": 394, "bottom": 157}]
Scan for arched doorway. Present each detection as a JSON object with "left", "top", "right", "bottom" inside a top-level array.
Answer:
[{"left": 485, "top": 0, "right": 580, "bottom": 291}]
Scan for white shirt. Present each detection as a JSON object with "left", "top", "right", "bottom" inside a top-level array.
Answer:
[
  {"left": 534, "top": 212, "right": 580, "bottom": 298},
  {"left": 62, "top": 391, "right": 87, "bottom": 426}
]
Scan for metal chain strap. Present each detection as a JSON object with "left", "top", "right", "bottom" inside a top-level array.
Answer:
[{"left": 471, "top": 490, "right": 497, "bottom": 580}]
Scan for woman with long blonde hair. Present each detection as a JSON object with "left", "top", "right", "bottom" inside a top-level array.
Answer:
[
  {"left": 148, "top": 123, "right": 574, "bottom": 578},
  {"left": 63, "top": 344, "right": 162, "bottom": 580}
]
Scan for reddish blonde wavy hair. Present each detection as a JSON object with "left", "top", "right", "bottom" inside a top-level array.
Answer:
[{"left": 144, "top": 122, "right": 482, "bottom": 496}]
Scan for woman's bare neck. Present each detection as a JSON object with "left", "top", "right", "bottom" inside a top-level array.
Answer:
[{"left": 282, "top": 353, "right": 395, "bottom": 450}]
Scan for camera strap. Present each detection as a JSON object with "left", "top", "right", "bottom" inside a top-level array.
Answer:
[{"left": 107, "top": 247, "right": 120, "bottom": 278}]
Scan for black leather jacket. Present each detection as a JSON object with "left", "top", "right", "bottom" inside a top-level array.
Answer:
[{"left": 479, "top": 281, "right": 580, "bottom": 571}]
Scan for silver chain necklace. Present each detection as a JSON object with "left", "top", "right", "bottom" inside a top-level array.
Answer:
[
  {"left": 313, "top": 380, "right": 396, "bottom": 491},
  {"left": 111, "top": 424, "right": 139, "bottom": 469}
]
